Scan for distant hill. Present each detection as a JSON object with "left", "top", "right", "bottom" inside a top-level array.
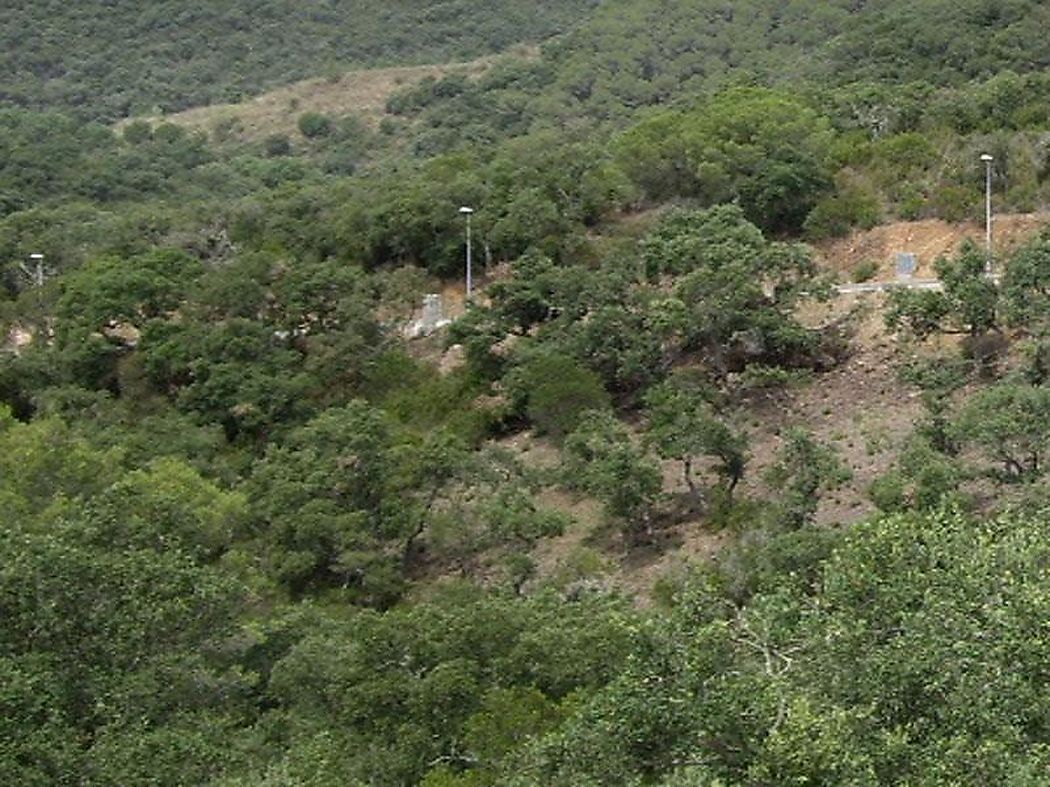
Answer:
[
  {"left": 8, "top": 0, "right": 1045, "bottom": 128},
  {"left": 0, "top": 0, "right": 598, "bottom": 122},
  {"left": 539, "top": 0, "right": 1050, "bottom": 120},
  {"left": 124, "top": 55, "right": 507, "bottom": 144}
]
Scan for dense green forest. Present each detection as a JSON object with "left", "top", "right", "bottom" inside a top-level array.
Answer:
[
  {"left": 0, "top": 0, "right": 600, "bottom": 121},
  {"left": 3, "top": 1, "right": 1050, "bottom": 784}
]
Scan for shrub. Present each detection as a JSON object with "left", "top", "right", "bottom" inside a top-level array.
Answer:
[
  {"left": 885, "top": 289, "right": 950, "bottom": 338},
  {"left": 298, "top": 112, "right": 333, "bottom": 138},
  {"left": 735, "top": 364, "right": 811, "bottom": 391},
  {"left": 930, "top": 185, "right": 976, "bottom": 222},
  {"left": 852, "top": 260, "right": 879, "bottom": 283},
  {"left": 515, "top": 351, "right": 611, "bottom": 439},
  {"left": 122, "top": 120, "right": 152, "bottom": 145},
  {"left": 869, "top": 471, "right": 907, "bottom": 512},
  {"left": 803, "top": 186, "right": 880, "bottom": 239},
  {"left": 896, "top": 183, "right": 927, "bottom": 220},
  {"left": 961, "top": 331, "right": 1009, "bottom": 377},
  {"left": 265, "top": 134, "right": 292, "bottom": 157}
]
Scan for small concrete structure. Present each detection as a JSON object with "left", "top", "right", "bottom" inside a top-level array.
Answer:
[
  {"left": 405, "top": 293, "right": 452, "bottom": 338},
  {"left": 3, "top": 325, "right": 34, "bottom": 355},
  {"left": 421, "top": 294, "right": 446, "bottom": 332},
  {"left": 895, "top": 252, "right": 917, "bottom": 280}
]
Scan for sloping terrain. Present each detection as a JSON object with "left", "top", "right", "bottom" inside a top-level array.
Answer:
[
  {"left": 127, "top": 53, "right": 513, "bottom": 143},
  {"left": 1, "top": 0, "right": 597, "bottom": 121},
  {"left": 5, "top": 0, "right": 1050, "bottom": 781},
  {"left": 816, "top": 212, "right": 1050, "bottom": 280},
  {"left": 539, "top": 0, "right": 1049, "bottom": 121},
  {"left": 504, "top": 213, "right": 1049, "bottom": 598},
  {"left": 512, "top": 298, "right": 920, "bottom": 598}
]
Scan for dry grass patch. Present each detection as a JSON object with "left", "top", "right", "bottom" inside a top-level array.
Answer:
[{"left": 118, "top": 47, "right": 536, "bottom": 144}]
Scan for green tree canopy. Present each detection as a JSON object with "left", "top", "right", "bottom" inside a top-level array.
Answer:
[
  {"left": 617, "top": 89, "right": 834, "bottom": 232},
  {"left": 644, "top": 377, "right": 747, "bottom": 498},
  {"left": 514, "top": 506, "right": 1050, "bottom": 785},
  {"left": 954, "top": 381, "right": 1050, "bottom": 482},
  {"left": 644, "top": 205, "right": 825, "bottom": 375},
  {"left": 563, "top": 410, "right": 662, "bottom": 542}
]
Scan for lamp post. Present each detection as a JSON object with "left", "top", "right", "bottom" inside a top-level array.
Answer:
[
  {"left": 459, "top": 206, "right": 474, "bottom": 300},
  {"left": 29, "top": 254, "right": 44, "bottom": 288},
  {"left": 980, "top": 153, "right": 994, "bottom": 273},
  {"left": 18, "top": 253, "right": 45, "bottom": 288}
]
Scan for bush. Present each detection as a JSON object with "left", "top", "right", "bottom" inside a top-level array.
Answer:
[
  {"left": 869, "top": 471, "right": 907, "bottom": 512},
  {"left": 508, "top": 350, "right": 611, "bottom": 439},
  {"left": 930, "top": 185, "right": 976, "bottom": 222},
  {"left": 896, "top": 183, "right": 927, "bottom": 220},
  {"left": 122, "top": 120, "right": 152, "bottom": 145},
  {"left": 265, "top": 134, "right": 292, "bottom": 157},
  {"left": 851, "top": 260, "right": 879, "bottom": 283},
  {"left": 714, "top": 524, "right": 841, "bottom": 604},
  {"left": 297, "top": 112, "right": 332, "bottom": 138},
  {"left": 735, "top": 364, "right": 811, "bottom": 391},
  {"left": 885, "top": 289, "right": 950, "bottom": 338},
  {"left": 803, "top": 186, "right": 880, "bottom": 239},
  {"left": 961, "top": 331, "right": 1009, "bottom": 377}
]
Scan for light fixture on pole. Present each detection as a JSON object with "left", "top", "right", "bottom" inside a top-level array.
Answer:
[
  {"left": 980, "top": 153, "right": 994, "bottom": 273},
  {"left": 459, "top": 206, "right": 474, "bottom": 300},
  {"left": 28, "top": 253, "right": 44, "bottom": 287}
]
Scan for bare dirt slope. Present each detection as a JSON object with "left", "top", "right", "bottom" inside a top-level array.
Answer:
[
  {"left": 511, "top": 295, "right": 932, "bottom": 602},
  {"left": 815, "top": 212, "right": 1049, "bottom": 280},
  {"left": 506, "top": 214, "right": 1050, "bottom": 600}
]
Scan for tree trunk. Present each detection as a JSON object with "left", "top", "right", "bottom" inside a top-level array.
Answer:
[
  {"left": 683, "top": 457, "right": 698, "bottom": 497},
  {"left": 402, "top": 487, "right": 440, "bottom": 568}
]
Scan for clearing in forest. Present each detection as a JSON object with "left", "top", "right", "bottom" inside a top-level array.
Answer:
[{"left": 117, "top": 48, "right": 535, "bottom": 143}]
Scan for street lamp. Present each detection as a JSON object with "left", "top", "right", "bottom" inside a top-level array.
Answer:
[
  {"left": 459, "top": 206, "right": 474, "bottom": 300},
  {"left": 20, "top": 253, "right": 45, "bottom": 288},
  {"left": 980, "top": 153, "right": 994, "bottom": 273}
]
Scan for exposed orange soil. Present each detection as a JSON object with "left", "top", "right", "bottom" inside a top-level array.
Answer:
[
  {"left": 453, "top": 214, "right": 1050, "bottom": 601},
  {"left": 815, "top": 212, "right": 1049, "bottom": 280}
]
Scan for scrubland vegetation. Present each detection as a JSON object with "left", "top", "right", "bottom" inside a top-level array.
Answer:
[{"left": 2, "top": 1, "right": 1050, "bottom": 784}]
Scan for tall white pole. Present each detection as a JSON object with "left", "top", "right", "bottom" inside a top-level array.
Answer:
[
  {"left": 459, "top": 206, "right": 474, "bottom": 301},
  {"left": 466, "top": 211, "right": 473, "bottom": 300},
  {"left": 981, "top": 153, "right": 993, "bottom": 273},
  {"left": 29, "top": 253, "right": 44, "bottom": 288}
]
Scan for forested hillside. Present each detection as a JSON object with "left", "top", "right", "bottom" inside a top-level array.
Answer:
[
  {"left": 3, "top": 0, "right": 1050, "bottom": 784},
  {"left": 541, "top": 0, "right": 1049, "bottom": 120},
  {"left": 5, "top": 0, "right": 1047, "bottom": 124},
  {"left": 0, "top": 0, "right": 599, "bottom": 121}
]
